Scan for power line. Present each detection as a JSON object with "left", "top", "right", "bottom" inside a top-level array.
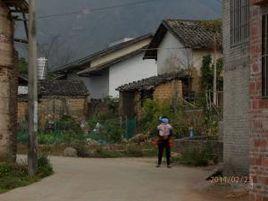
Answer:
[
  {"left": 54, "top": 45, "right": 222, "bottom": 70},
  {"left": 38, "top": 0, "right": 159, "bottom": 19}
]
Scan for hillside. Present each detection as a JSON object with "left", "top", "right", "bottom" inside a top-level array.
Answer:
[{"left": 16, "top": 0, "right": 222, "bottom": 68}]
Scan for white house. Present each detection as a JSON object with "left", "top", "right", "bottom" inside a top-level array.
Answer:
[
  {"left": 52, "top": 34, "right": 157, "bottom": 99},
  {"left": 144, "top": 19, "right": 222, "bottom": 94}
]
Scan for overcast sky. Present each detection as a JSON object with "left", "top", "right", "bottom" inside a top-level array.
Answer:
[{"left": 16, "top": 0, "right": 222, "bottom": 68}]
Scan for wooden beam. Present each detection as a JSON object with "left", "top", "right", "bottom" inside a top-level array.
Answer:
[{"left": 14, "top": 38, "right": 28, "bottom": 44}]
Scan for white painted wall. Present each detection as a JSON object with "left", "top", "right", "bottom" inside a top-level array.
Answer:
[
  {"left": 67, "top": 72, "right": 109, "bottom": 100},
  {"left": 157, "top": 32, "right": 192, "bottom": 74},
  {"left": 109, "top": 53, "right": 157, "bottom": 97},
  {"left": 157, "top": 31, "right": 222, "bottom": 75},
  {"left": 192, "top": 50, "right": 222, "bottom": 75},
  {"left": 80, "top": 72, "right": 109, "bottom": 99}
]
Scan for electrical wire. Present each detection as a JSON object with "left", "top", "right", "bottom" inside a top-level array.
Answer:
[{"left": 38, "top": 0, "right": 160, "bottom": 19}]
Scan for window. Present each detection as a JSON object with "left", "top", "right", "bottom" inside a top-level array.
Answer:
[
  {"left": 262, "top": 15, "right": 268, "bottom": 97},
  {"left": 230, "top": 0, "right": 249, "bottom": 46}
]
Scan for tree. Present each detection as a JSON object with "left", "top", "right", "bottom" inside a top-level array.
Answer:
[
  {"left": 18, "top": 57, "right": 28, "bottom": 75},
  {"left": 201, "top": 55, "right": 223, "bottom": 92},
  {"left": 38, "top": 35, "right": 76, "bottom": 69},
  {"left": 201, "top": 55, "right": 213, "bottom": 92}
]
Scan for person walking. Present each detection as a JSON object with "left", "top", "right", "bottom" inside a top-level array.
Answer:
[{"left": 156, "top": 117, "right": 173, "bottom": 168}]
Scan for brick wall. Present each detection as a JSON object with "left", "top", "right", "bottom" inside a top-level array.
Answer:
[
  {"left": 249, "top": 1, "right": 268, "bottom": 200},
  {"left": 18, "top": 97, "right": 88, "bottom": 129},
  {"left": 0, "top": 2, "right": 17, "bottom": 162},
  {"left": 153, "top": 80, "right": 183, "bottom": 103},
  {"left": 225, "top": 0, "right": 268, "bottom": 199},
  {"left": 223, "top": 0, "right": 250, "bottom": 176}
]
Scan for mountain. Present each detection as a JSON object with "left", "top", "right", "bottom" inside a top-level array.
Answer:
[{"left": 16, "top": 0, "right": 222, "bottom": 68}]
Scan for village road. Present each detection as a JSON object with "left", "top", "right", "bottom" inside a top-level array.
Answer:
[{"left": 0, "top": 157, "right": 232, "bottom": 201}]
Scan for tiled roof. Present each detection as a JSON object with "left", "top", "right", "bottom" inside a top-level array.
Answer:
[
  {"left": 166, "top": 19, "right": 222, "bottom": 49},
  {"left": 39, "top": 80, "right": 89, "bottom": 97},
  {"left": 52, "top": 34, "right": 152, "bottom": 74},
  {"left": 77, "top": 48, "right": 146, "bottom": 76},
  {"left": 117, "top": 72, "right": 188, "bottom": 92},
  {"left": 3, "top": 0, "right": 29, "bottom": 13},
  {"left": 144, "top": 19, "right": 222, "bottom": 59}
]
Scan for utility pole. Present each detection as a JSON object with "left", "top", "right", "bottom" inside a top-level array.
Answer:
[
  {"left": 213, "top": 33, "right": 218, "bottom": 107},
  {"left": 28, "top": 0, "right": 38, "bottom": 176}
]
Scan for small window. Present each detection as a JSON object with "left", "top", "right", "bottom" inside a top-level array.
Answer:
[
  {"left": 230, "top": 0, "right": 249, "bottom": 46},
  {"left": 262, "top": 15, "right": 268, "bottom": 97}
]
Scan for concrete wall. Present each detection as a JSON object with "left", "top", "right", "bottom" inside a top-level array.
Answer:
[
  {"left": 0, "top": 2, "right": 17, "bottom": 162},
  {"left": 109, "top": 53, "right": 157, "bottom": 98},
  {"left": 223, "top": 0, "right": 250, "bottom": 176}
]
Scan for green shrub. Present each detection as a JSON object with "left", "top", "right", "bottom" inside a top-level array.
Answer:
[
  {"left": 17, "top": 131, "right": 28, "bottom": 144},
  {"left": 49, "top": 116, "right": 82, "bottom": 133},
  {"left": 88, "top": 118, "right": 124, "bottom": 144},
  {"left": 139, "top": 99, "right": 221, "bottom": 139},
  {"left": 0, "top": 156, "right": 53, "bottom": 193},
  {"left": 178, "top": 143, "right": 218, "bottom": 166},
  {"left": 37, "top": 155, "right": 54, "bottom": 177},
  {"left": 0, "top": 163, "right": 12, "bottom": 177}
]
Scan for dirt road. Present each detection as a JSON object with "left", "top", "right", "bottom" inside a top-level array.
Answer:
[{"left": 0, "top": 157, "right": 241, "bottom": 201}]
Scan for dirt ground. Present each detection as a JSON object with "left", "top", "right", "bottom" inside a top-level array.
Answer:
[{"left": 0, "top": 157, "right": 249, "bottom": 201}]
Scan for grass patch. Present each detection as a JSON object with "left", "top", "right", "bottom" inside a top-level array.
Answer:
[{"left": 0, "top": 156, "right": 53, "bottom": 193}]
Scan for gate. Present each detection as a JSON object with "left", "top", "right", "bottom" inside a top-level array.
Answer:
[{"left": 123, "top": 117, "right": 137, "bottom": 139}]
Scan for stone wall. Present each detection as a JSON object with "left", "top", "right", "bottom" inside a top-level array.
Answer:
[
  {"left": 223, "top": 0, "right": 250, "bottom": 176},
  {"left": 18, "top": 97, "right": 88, "bottom": 129},
  {"left": 0, "top": 2, "right": 17, "bottom": 162}
]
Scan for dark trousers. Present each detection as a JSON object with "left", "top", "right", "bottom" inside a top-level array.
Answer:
[{"left": 158, "top": 140, "right": 171, "bottom": 165}]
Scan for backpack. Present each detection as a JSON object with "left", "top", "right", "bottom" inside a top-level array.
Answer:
[{"left": 158, "top": 124, "right": 172, "bottom": 137}]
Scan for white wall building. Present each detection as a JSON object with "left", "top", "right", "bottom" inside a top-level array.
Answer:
[
  {"left": 144, "top": 19, "right": 222, "bottom": 93},
  {"left": 53, "top": 34, "right": 157, "bottom": 99}
]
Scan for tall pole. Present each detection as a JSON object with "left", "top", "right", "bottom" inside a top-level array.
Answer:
[
  {"left": 28, "top": 0, "right": 38, "bottom": 176},
  {"left": 213, "top": 33, "right": 218, "bottom": 106}
]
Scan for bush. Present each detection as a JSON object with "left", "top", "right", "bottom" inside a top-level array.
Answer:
[
  {"left": 17, "top": 116, "right": 86, "bottom": 146},
  {"left": 37, "top": 155, "right": 54, "bottom": 177},
  {"left": 177, "top": 143, "right": 218, "bottom": 166},
  {"left": 17, "top": 131, "right": 28, "bottom": 144},
  {"left": 140, "top": 99, "right": 189, "bottom": 138},
  {"left": 88, "top": 118, "right": 124, "bottom": 144},
  {"left": 0, "top": 156, "right": 53, "bottom": 193},
  {"left": 45, "top": 115, "right": 82, "bottom": 134},
  {"left": 139, "top": 99, "right": 221, "bottom": 139}
]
